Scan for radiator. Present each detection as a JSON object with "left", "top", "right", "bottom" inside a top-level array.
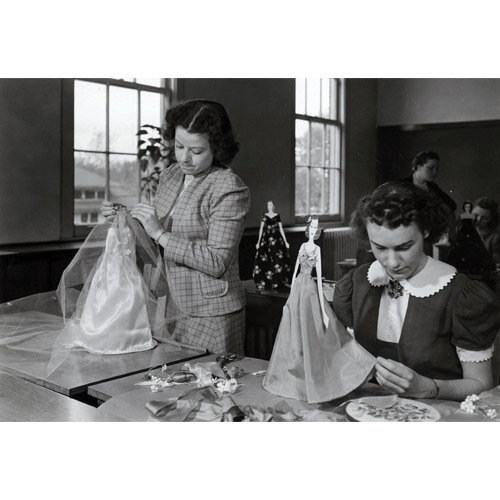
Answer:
[{"left": 322, "top": 227, "right": 357, "bottom": 281}]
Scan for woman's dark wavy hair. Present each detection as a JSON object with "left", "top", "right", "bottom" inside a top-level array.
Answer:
[
  {"left": 162, "top": 99, "right": 240, "bottom": 166},
  {"left": 411, "top": 150, "right": 440, "bottom": 172},
  {"left": 474, "top": 196, "right": 500, "bottom": 229},
  {"left": 351, "top": 182, "right": 450, "bottom": 244}
]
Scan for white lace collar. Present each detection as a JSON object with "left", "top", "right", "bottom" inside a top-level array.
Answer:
[{"left": 367, "top": 257, "right": 457, "bottom": 298}]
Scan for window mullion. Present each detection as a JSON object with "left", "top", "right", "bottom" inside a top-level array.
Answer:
[{"left": 105, "top": 83, "right": 110, "bottom": 200}]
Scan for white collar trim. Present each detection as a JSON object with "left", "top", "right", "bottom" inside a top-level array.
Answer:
[{"left": 367, "top": 257, "right": 457, "bottom": 298}]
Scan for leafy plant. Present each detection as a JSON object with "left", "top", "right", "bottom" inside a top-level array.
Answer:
[{"left": 137, "top": 124, "right": 170, "bottom": 202}]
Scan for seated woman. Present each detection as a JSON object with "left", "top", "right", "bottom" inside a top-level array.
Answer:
[
  {"left": 472, "top": 197, "right": 500, "bottom": 265},
  {"left": 333, "top": 182, "right": 500, "bottom": 401}
]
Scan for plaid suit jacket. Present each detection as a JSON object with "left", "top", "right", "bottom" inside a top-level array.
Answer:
[{"left": 154, "top": 163, "right": 250, "bottom": 317}]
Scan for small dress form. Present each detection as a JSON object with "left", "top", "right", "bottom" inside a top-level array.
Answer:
[
  {"left": 262, "top": 245, "right": 376, "bottom": 404},
  {"left": 447, "top": 212, "right": 494, "bottom": 275},
  {"left": 71, "top": 212, "right": 157, "bottom": 354},
  {"left": 253, "top": 213, "right": 292, "bottom": 289}
]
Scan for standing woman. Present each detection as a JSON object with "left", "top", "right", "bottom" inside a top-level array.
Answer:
[
  {"left": 403, "top": 151, "right": 457, "bottom": 213},
  {"left": 104, "top": 100, "right": 250, "bottom": 354},
  {"left": 333, "top": 182, "right": 500, "bottom": 401}
]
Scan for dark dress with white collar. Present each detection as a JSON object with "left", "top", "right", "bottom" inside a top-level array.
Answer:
[{"left": 333, "top": 261, "right": 500, "bottom": 380}]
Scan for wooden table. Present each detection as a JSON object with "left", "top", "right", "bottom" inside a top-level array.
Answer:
[
  {"left": 0, "top": 336, "right": 207, "bottom": 397},
  {"left": 94, "top": 355, "right": 482, "bottom": 422},
  {"left": 0, "top": 370, "right": 122, "bottom": 421}
]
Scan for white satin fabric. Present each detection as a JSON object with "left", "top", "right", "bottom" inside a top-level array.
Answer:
[{"left": 73, "top": 220, "right": 156, "bottom": 354}]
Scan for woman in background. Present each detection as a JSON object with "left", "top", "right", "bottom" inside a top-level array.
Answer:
[
  {"left": 400, "top": 150, "right": 456, "bottom": 243},
  {"left": 472, "top": 197, "right": 500, "bottom": 264},
  {"left": 333, "top": 182, "right": 500, "bottom": 401},
  {"left": 103, "top": 100, "right": 250, "bottom": 354}
]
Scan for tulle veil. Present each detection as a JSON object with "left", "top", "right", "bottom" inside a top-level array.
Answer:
[{"left": 0, "top": 209, "right": 185, "bottom": 376}]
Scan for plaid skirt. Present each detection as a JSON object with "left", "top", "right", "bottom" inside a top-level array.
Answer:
[{"left": 167, "top": 308, "right": 245, "bottom": 355}]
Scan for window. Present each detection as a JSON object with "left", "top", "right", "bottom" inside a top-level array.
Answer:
[
  {"left": 72, "top": 78, "right": 175, "bottom": 229},
  {"left": 295, "top": 78, "right": 344, "bottom": 220}
]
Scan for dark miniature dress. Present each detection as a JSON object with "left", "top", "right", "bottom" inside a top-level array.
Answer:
[
  {"left": 253, "top": 214, "right": 292, "bottom": 289},
  {"left": 447, "top": 214, "right": 494, "bottom": 275},
  {"left": 262, "top": 246, "right": 376, "bottom": 404}
]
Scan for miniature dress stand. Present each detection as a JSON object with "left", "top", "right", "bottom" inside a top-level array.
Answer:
[
  {"left": 253, "top": 201, "right": 292, "bottom": 290},
  {"left": 447, "top": 201, "right": 494, "bottom": 276},
  {"left": 262, "top": 217, "right": 376, "bottom": 404}
]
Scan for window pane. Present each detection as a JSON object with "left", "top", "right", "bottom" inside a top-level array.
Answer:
[
  {"left": 136, "top": 78, "right": 163, "bottom": 88},
  {"left": 330, "top": 79, "right": 338, "bottom": 120},
  {"left": 328, "top": 125, "right": 340, "bottom": 168},
  {"left": 310, "top": 122, "right": 324, "bottom": 167},
  {"left": 141, "top": 91, "right": 163, "bottom": 127},
  {"left": 295, "top": 167, "right": 309, "bottom": 215},
  {"left": 324, "top": 169, "right": 331, "bottom": 214},
  {"left": 74, "top": 81, "right": 106, "bottom": 151},
  {"left": 321, "top": 78, "right": 331, "bottom": 118},
  {"left": 109, "top": 86, "right": 138, "bottom": 153},
  {"left": 295, "top": 78, "right": 306, "bottom": 115},
  {"left": 310, "top": 167, "right": 324, "bottom": 214},
  {"left": 295, "top": 120, "right": 310, "bottom": 166},
  {"left": 306, "top": 78, "right": 321, "bottom": 117},
  {"left": 110, "top": 154, "right": 140, "bottom": 207},
  {"left": 330, "top": 168, "right": 340, "bottom": 214},
  {"left": 74, "top": 152, "right": 106, "bottom": 225}
]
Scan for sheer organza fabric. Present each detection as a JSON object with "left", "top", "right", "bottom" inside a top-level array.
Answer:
[{"left": 0, "top": 209, "right": 184, "bottom": 376}]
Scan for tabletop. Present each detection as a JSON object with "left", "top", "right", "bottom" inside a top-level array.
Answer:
[
  {"left": 0, "top": 370, "right": 122, "bottom": 422},
  {"left": 0, "top": 335, "right": 207, "bottom": 397},
  {"left": 94, "top": 355, "right": 493, "bottom": 422}
]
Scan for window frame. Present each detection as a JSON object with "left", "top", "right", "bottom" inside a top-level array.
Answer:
[
  {"left": 61, "top": 78, "right": 175, "bottom": 239},
  {"left": 294, "top": 78, "right": 345, "bottom": 224}
]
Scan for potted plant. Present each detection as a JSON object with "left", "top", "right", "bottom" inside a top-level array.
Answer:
[{"left": 137, "top": 124, "right": 170, "bottom": 203}]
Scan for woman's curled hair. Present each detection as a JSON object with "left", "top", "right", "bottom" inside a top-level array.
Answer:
[
  {"left": 163, "top": 99, "right": 240, "bottom": 166},
  {"left": 351, "top": 182, "right": 450, "bottom": 244}
]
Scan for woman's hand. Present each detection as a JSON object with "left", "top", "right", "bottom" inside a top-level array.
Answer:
[
  {"left": 284, "top": 241, "right": 290, "bottom": 249},
  {"left": 129, "top": 203, "right": 163, "bottom": 239},
  {"left": 101, "top": 201, "right": 116, "bottom": 222},
  {"left": 375, "top": 357, "right": 435, "bottom": 399}
]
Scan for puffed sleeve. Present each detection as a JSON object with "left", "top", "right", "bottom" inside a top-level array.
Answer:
[
  {"left": 332, "top": 270, "right": 355, "bottom": 328},
  {"left": 451, "top": 279, "right": 500, "bottom": 351}
]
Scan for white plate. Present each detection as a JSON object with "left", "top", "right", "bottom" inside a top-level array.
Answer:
[{"left": 346, "top": 396, "right": 440, "bottom": 422}]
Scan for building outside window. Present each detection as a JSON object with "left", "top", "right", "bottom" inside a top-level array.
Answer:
[
  {"left": 73, "top": 78, "right": 174, "bottom": 228},
  {"left": 295, "top": 78, "right": 344, "bottom": 221}
]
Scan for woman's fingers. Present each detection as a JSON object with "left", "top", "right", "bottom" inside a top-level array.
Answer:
[
  {"left": 375, "top": 371, "right": 405, "bottom": 394},
  {"left": 375, "top": 358, "right": 412, "bottom": 391}
]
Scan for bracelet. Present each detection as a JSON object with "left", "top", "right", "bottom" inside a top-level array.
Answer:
[{"left": 429, "top": 378, "right": 440, "bottom": 399}]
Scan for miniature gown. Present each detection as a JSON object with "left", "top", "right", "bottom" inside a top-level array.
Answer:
[
  {"left": 262, "top": 246, "right": 376, "bottom": 404},
  {"left": 253, "top": 214, "right": 292, "bottom": 289},
  {"left": 447, "top": 214, "right": 494, "bottom": 275},
  {"left": 0, "top": 208, "right": 183, "bottom": 376},
  {"left": 65, "top": 211, "right": 157, "bottom": 354}
]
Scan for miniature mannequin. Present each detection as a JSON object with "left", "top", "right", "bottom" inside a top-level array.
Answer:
[
  {"left": 448, "top": 200, "right": 494, "bottom": 275},
  {"left": 262, "top": 216, "right": 376, "bottom": 404},
  {"left": 253, "top": 201, "right": 292, "bottom": 289}
]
